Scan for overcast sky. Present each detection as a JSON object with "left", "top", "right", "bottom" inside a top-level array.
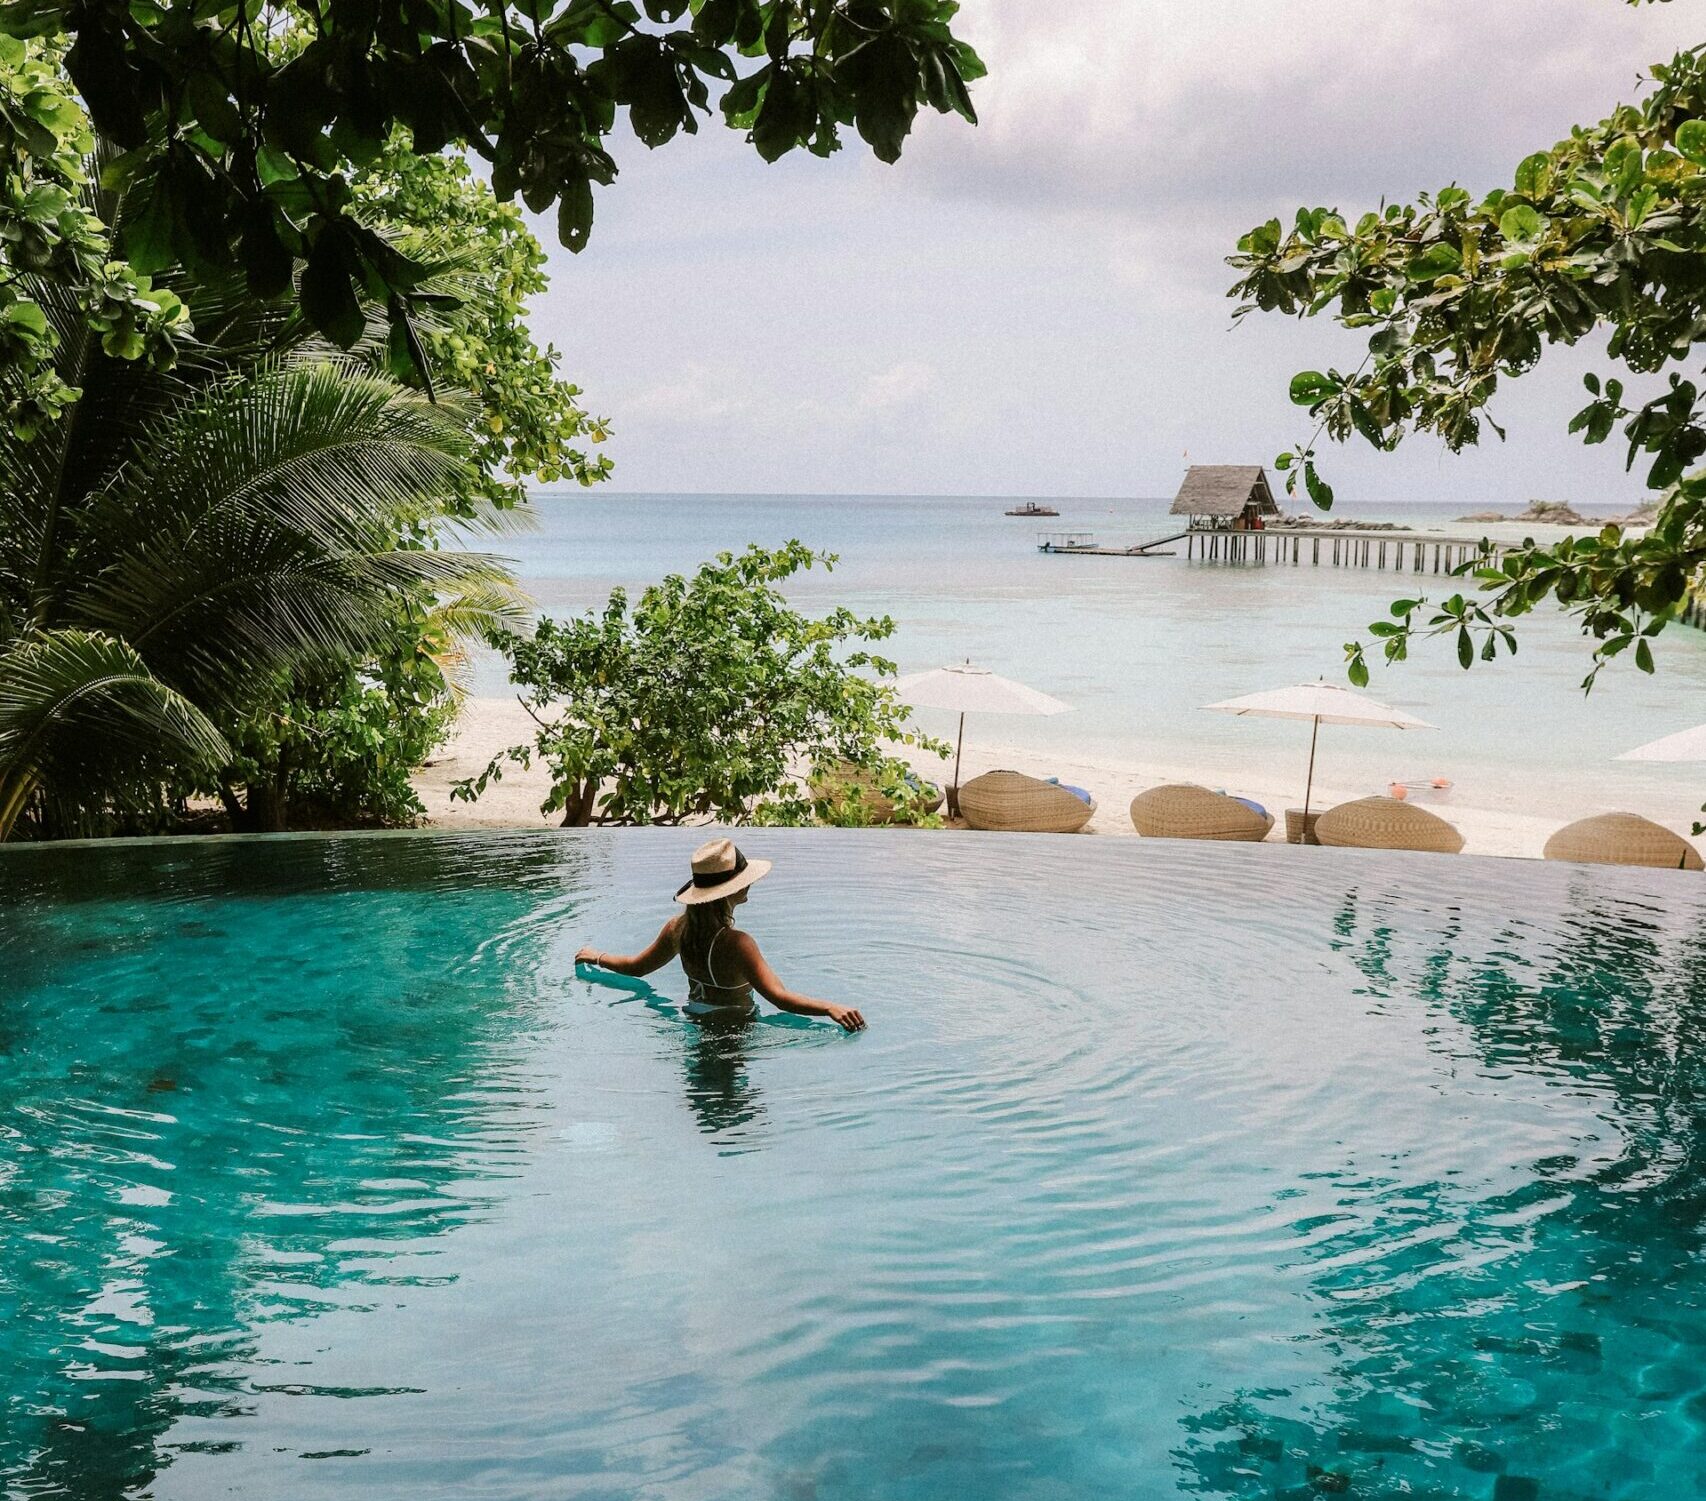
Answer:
[{"left": 523, "top": 2, "right": 1702, "bottom": 504}]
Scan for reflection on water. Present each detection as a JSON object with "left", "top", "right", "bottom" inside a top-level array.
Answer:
[
  {"left": 1178, "top": 871, "right": 1706, "bottom": 1498},
  {"left": 4, "top": 831, "right": 1706, "bottom": 1499},
  {"left": 0, "top": 835, "right": 577, "bottom": 1498},
  {"left": 580, "top": 968, "right": 773, "bottom": 1150}
]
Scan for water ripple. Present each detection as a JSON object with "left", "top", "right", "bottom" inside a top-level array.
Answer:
[{"left": 3, "top": 830, "right": 1706, "bottom": 1498}]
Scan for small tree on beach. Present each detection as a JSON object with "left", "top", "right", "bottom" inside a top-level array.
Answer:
[
  {"left": 453, "top": 542, "right": 946, "bottom": 826},
  {"left": 1229, "top": 40, "right": 1706, "bottom": 695}
]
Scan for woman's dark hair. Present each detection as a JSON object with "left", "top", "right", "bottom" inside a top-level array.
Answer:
[{"left": 680, "top": 896, "right": 735, "bottom": 970}]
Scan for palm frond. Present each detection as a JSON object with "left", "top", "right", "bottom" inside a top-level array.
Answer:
[
  {"left": 67, "top": 363, "right": 487, "bottom": 691},
  {"left": 92, "top": 537, "right": 516, "bottom": 707},
  {"left": 0, "top": 629, "right": 230, "bottom": 836},
  {"left": 95, "top": 360, "right": 477, "bottom": 552}
]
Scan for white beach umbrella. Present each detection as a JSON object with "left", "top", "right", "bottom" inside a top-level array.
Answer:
[
  {"left": 894, "top": 661, "right": 1071, "bottom": 815},
  {"left": 1203, "top": 679, "right": 1436, "bottom": 823},
  {"left": 1618, "top": 723, "right": 1706, "bottom": 762}
]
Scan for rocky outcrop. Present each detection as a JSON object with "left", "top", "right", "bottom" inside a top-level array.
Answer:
[{"left": 1455, "top": 500, "right": 1595, "bottom": 526}]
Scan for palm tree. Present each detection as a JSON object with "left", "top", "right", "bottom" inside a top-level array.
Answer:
[{"left": 0, "top": 274, "right": 515, "bottom": 840}]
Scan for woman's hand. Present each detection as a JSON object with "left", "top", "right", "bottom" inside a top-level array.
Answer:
[
  {"left": 825, "top": 1004, "right": 866, "bottom": 1033},
  {"left": 575, "top": 946, "right": 601, "bottom": 966}
]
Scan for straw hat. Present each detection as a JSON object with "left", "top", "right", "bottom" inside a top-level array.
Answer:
[{"left": 674, "top": 838, "right": 772, "bottom": 904}]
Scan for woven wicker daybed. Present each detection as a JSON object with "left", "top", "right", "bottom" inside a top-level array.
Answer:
[
  {"left": 957, "top": 770, "right": 1095, "bottom": 834},
  {"left": 1129, "top": 784, "right": 1273, "bottom": 842},
  {"left": 1542, "top": 812, "right": 1704, "bottom": 870},
  {"left": 1313, "top": 795, "right": 1464, "bottom": 855},
  {"left": 810, "top": 761, "right": 943, "bottom": 825}
]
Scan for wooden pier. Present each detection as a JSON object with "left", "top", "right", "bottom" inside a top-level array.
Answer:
[
  {"left": 1037, "top": 522, "right": 1507, "bottom": 573},
  {"left": 1184, "top": 525, "right": 1502, "bottom": 573}
]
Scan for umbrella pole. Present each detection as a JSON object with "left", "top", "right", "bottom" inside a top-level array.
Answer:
[
  {"left": 1302, "top": 714, "right": 1321, "bottom": 828},
  {"left": 949, "top": 712, "right": 965, "bottom": 819}
]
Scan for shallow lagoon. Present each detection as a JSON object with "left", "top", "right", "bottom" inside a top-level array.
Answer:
[{"left": 4, "top": 830, "right": 1706, "bottom": 1498}]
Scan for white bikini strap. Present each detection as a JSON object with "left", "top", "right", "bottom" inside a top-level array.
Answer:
[{"left": 706, "top": 925, "right": 732, "bottom": 988}]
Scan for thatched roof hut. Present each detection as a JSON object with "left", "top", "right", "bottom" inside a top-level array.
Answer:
[{"left": 1170, "top": 465, "right": 1280, "bottom": 526}]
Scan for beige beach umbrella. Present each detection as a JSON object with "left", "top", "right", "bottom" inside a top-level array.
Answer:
[
  {"left": 1203, "top": 679, "right": 1435, "bottom": 824},
  {"left": 894, "top": 661, "right": 1071, "bottom": 816},
  {"left": 1618, "top": 723, "right": 1706, "bottom": 762}
]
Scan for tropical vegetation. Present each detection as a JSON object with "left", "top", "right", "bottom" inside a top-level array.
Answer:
[
  {"left": 0, "top": 12, "right": 987, "bottom": 842},
  {"left": 1231, "top": 40, "right": 1706, "bottom": 694},
  {"left": 0, "top": 291, "right": 517, "bottom": 839},
  {"left": 452, "top": 543, "right": 945, "bottom": 826},
  {"left": 0, "top": 2, "right": 983, "bottom": 396},
  {"left": 0, "top": 112, "right": 599, "bottom": 838}
]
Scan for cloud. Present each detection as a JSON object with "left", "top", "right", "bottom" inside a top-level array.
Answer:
[
  {"left": 859, "top": 360, "right": 938, "bottom": 411},
  {"left": 908, "top": 0, "right": 1702, "bottom": 218},
  {"left": 616, "top": 364, "right": 756, "bottom": 425},
  {"left": 538, "top": 2, "right": 1691, "bottom": 500}
]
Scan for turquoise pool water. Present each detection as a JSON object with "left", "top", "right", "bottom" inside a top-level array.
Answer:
[{"left": 4, "top": 831, "right": 1706, "bottom": 1499}]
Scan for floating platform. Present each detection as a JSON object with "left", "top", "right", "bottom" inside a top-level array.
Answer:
[{"left": 1037, "top": 530, "right": 1182, "bottom": 557}]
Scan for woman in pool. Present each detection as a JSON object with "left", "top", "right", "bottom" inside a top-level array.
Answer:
[{"left": 575, "top": 839, "right": 866, "bottom": 1032}]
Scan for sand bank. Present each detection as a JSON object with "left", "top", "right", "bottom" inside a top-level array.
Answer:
[{"left": 416, "top": 695, "right": 1704, "bottom": 863}]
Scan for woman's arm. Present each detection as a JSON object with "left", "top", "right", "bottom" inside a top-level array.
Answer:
[
  {"left": 725, "top": 931, "right": 865, "bottom": 1032},
  {"left": 576, "top": 919, "right": 680, "bottom": 978}
]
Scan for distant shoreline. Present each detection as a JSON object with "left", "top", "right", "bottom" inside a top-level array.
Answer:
[{"left": 524, "top": 489, "right": 1643, "bottom": 514}]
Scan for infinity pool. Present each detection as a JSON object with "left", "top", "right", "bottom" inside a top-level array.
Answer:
[{"left": 4, "top": 830, "right": 1706, "bottom": 1499}]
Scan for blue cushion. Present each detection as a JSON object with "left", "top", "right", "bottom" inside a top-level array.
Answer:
[
  {"left": 1045, "top": 778, "right": 1093, "bottom": 805},
  {"left": 1231, "top": 796, "right": 1267, "bottom": 819}
]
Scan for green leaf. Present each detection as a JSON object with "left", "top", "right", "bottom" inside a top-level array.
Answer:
[
  {"left": 1498, "top": 204, "right": 1544, "bottom": 243},
  {"left": 1289, "top": 370, "right": 1336, "bottom": 407},
  {"left": 300, "top": 234, "right": 366, "bottom": 348},
  {"left": 1514, "top": 151, "right": 1552, "bottom": 197},
  {"left": 1407, "top": 243, "right": 1462, "bottom": 282},
  {"left": 239, "top": 199, "right": 293, "bottom": 300},
  {"left": 1676, "top": 120, "right": 1706, "bottom": 166},
  {"left": 122, "top": 174, "right": 177, "bottom": 275},
  {"left": 1303, "top": 463, "right": 1334, "bottom": 510},
  {"left": 557, "top": 176, "right": 596, "bottom": 252}
]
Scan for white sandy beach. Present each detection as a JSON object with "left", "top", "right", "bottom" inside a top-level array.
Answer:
[{"left": 415, "top": 695, "right": 1704, "bottom": 862}]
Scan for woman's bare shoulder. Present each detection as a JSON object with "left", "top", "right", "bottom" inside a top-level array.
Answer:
[{"left": 723, "top": 926, "right": 764, "bottom": 966}]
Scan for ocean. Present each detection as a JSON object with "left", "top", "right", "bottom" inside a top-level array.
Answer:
[{"left": 462, "top": 491, "right": 1706, "bottom": 822}]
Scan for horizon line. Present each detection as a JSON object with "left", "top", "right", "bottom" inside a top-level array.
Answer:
[{"left": 523, "top": 487, "right": 1603, "bottom": 508}]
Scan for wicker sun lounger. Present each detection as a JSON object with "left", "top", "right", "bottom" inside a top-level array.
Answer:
[
  {"left": 1542, "top": 812, "right": 1704, "bottom": 871},
  {"left": 1314, "top": 795, "right": 1464, "bottom": 855},
  {"left": 957, "top": 770, "right": 1095, "bottom": 834},
  {"left": 810, "top": 761, "right": 943, "bottom": 825},
  {"left": 1128, "top": 784, "right": 1273, "bottom": 842}
]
